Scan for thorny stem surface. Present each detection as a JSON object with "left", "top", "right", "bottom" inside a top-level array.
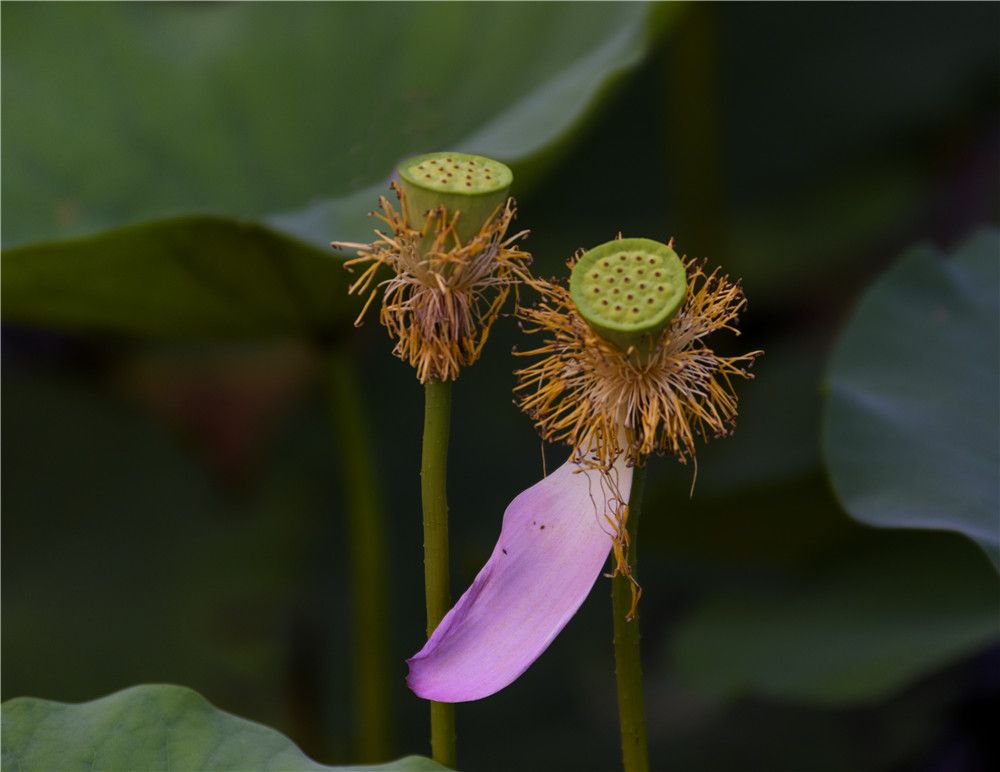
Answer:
[
  {"left": 612, "top": 463, "right": 650, "bottom": 772},
  {"left": 421, "top": 379, "right": 457, "bottom": 767},
  {"left": 326, "top": 349, "right": 392, "bottom": 761}
]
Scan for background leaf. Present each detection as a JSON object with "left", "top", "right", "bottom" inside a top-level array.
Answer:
[
  {"left": 669, "top": 531, "right": 1000, "bottom": 705},
  {"left": 1, "top": 1, "right": 669, "bottom": 250},
  {"left": 0, "top": 685, "right": 446, "bottom": 772},
  {"left": 1, "top": 218, "right": 351, "bottom": 338},
  {"left": 823, "top": 228, "right": 1000, "bottom": 568},
  {"left": 1, "top": 2, "right": 671, "bottom": 340}
]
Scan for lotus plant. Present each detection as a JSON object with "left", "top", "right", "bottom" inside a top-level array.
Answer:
[
  {"left": 407, "top": 237, "right": 760, "bottom": 770},
  {"left": 333, "top": 152, "right": 530, "bottom": 767}
]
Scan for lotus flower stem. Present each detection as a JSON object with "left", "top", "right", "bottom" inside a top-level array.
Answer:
[
  {"left": 611, "top": 462, "right": 650, "bottom": 772},
  {"left": 420, "top": 378, "right": 457, "bottom": 767},
  {"left": 326, "top": 349, "right": 392, "bottom": 761}
]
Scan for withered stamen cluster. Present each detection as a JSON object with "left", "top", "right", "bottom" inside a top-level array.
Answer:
[
  {"left": 515, "top": 257, "right": 759, "bottom": 468},
  {"left": 334, "top": 183, "right": 530, "bottom": 383}
]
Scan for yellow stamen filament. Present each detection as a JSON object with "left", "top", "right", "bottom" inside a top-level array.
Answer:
[{"left": 333, "top": 183, "right": 531, "bottom": 383}]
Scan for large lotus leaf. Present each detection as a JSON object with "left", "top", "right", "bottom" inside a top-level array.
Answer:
[
  {"left": 2, "top": 2, "right": 670, "bottom": 250},
  {"left": 1, "top": 2, "right": 670, "bottom": 338},
  {"left": 823, "top": 228, "right": 1000, "bottom": 568},
  {"left": 670, "top": 531, "right": 1000, "bottom": 705},
  {"left": 0, "top": 685, "right": 444, "bottom": 772}
]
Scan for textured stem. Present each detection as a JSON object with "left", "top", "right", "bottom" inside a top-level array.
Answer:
[
  {"left": 326, "top": 350, "right": 392, "bottom": 761},
  {"left": 612, "top": 463, "right": 650, "bottom": 772},
  {"left": 420, "top": 379, "right": 456, "bottom": 768}
]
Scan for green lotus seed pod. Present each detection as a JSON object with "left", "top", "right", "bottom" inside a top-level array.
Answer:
[
  {"left": 570, "top": 238, "right": 687, "bottom": 352},
  {"left": 397, "top": 152, "right": 512, "bottom": 245}
]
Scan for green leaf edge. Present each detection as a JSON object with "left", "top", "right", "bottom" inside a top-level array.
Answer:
[
  {"left": 820, "top": 226, "right": 1000, "bottom": 570},
  {"left": 1, "top": 684, "right": 450, "bottom": 772},
  {"left": 1, "top": 213, "right": 356, "bottom": 339}
]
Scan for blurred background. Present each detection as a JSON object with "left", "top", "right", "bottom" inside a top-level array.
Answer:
[{"left": 2, "top": 3, "right": 998, "bottom": 771}]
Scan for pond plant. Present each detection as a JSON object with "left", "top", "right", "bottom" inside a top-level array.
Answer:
[
  {"left": 402, "top": 232, "right": 760, "bottom": 770},
  {"left": 333, "top": 152, "right": 531, "bottom": 768},
  {"left": 336, "top": 152, "right": 760, "bottom": 769}
]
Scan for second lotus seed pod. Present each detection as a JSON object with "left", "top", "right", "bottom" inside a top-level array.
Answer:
[{"left": 569, "top": 237, "right": 687, "bottom": 352}]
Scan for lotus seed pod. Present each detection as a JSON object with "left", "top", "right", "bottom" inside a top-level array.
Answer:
[
  {"left": 397, "top": 152, "right": 512, "bottom": 245},
  {"left": 569, "top": 238, "right": 687, "bottom": 352}
]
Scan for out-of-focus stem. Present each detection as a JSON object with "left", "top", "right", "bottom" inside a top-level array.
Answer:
[
  {"left": 420, "top": 378, "right": 457, "bottom": 768},
  {"left": 612, "top": 463, "right": 650, "bottom": 772},
  {"left": 326, "top": 349, "right": 392, "bottom": 762},
  {"left": 667, "top": 4, "right": 725, "bottom": 260}
]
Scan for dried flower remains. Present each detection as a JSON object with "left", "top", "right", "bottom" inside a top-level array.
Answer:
[{"left": 333, "top": 154, "right": 530, "bottom": 383}]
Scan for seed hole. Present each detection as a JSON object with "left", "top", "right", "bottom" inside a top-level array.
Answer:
[
  {"left": 626, "top": 294, "right": 634, "bottom": 300},
  {"left": 631, "top": 307, "right": 640, "bottom": 314},
  {"left": 654, "top": 271, "right": 662, "bottom": 278},
  {"left": 614, "top": 305, "right": 622, "bottom": 311},
  {"left": 638, "top": 283, "right": 646, "bottom": 289},
  {"left": 616, "top": 267, "right": 624, "bottom": 274},
  {"left": 601, "top": 300, "right": 609, "bottom": 305},
  {"left": 623, "top": 277, "right": 631, "bottom": 284},
  {"left": 657, "top": 285, "right": 666, "bottom": 292},
  {"left": 647, "top": 298, "right": 654, "bottom": 304},
  {"left": 635, "top": 255, "right": 643, "bottom": 262},
  {"left": 648, "top": 257, "right": 656, "bottom": 265},
  {"left": 619, "top": 255, "right": 627, "bottom": 262},
  {"left": 612, "top": 288, "right": 620, "bottom": 295},
  {"left": 591, "top": 272, "right": 599, "bottom": 279}
]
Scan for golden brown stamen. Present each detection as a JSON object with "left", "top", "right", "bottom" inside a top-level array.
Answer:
[{"left": 333, "top": 182, "right": 531, "bottom": 383}]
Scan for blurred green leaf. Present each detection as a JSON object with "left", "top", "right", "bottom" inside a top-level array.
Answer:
[
  {"left": 2, "top": 2, "right": 670, "bottom": 250},
  {"left": 823, "top": 228, "right": 1000, "bottom": 568},
  {"left": 670, "top": 531, "right": 999, "bottom": 705},
  {"left": 726, "top": 163, "right": 925, "bottom": 303},
  {"left": 2, "top": 2, "right": 672, "bottom": 339},
  {"left": 0, "top": 685, "right": 445, "bottom": 772},
  {"left": 1, "top": 365, "right": 320, "bottom": 744},
  {"left": 1, "top": 217, "right": 351, "bottom": 338}
]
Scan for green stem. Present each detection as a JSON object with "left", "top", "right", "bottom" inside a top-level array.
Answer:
[
  {"left": 420, "top": 379, "right": 457, "bottom": 768},
  {"left": 612, "top": 463, "right": 650, "bottom": 772},
  {"left": 666, "top": 4, "right": 725, "bottom": 260},
  {"left": 326, "top": 349, "right": 392, "bottom": 762}
]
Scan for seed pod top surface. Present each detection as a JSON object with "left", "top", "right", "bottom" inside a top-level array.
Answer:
[
  {"left": 569, "top": 238, "right": 687, "bottom": 350},
  {"left": 397, "top": 152, "right": 512, "bottom": 244}
]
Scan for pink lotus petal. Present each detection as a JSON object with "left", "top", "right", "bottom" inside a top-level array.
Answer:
[{"left": 406, "top": 456, "right": 633, "bottom": 702}]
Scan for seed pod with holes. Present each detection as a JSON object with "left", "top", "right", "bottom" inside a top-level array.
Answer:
[
  {"left": 569, "top": 238, "right": 687, "bottom": 352},
  {"left": 397, "top": 152, "right": 513, "bottom": 245}
]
